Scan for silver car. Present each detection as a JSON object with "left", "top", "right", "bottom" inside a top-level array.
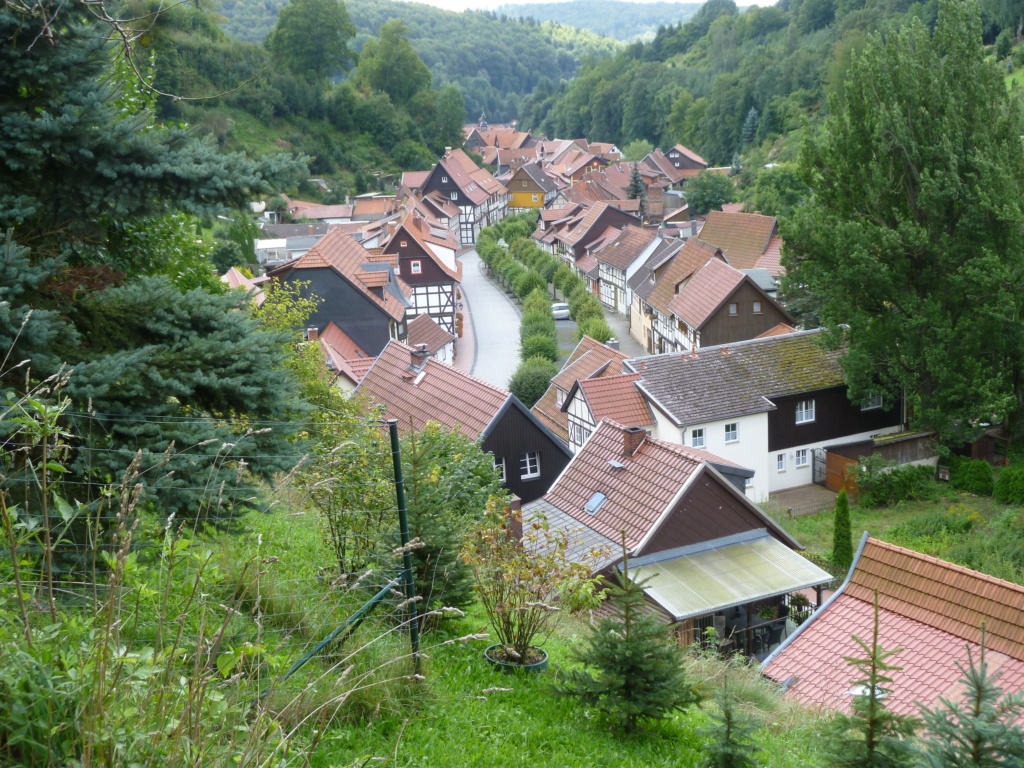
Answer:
[{"left": 551, "top": 302, "right": 570, "bottom": 320}]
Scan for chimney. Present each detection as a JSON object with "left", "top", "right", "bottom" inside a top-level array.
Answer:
[
  {"left": 506, "top": 496, "right": 523, "bottom": 542},
  {"left": 606, "top": 337, "right": 619, "bottom": 350},
  {"left": 623, "top": 426, "right": 646, "bottom": 457},
  {"left": 444, "top": 147, "right": 452, "bottom": 155},
  {"left": 308, "top": 224, "right": 314, "bottom": 235},
  {"left": 305, "top": 327, "right": 319, "bottom": 342},
  {"left": 410, "top": 344, "right": 430, "bottom": 365},
  {"left": 720, "top": 346, "right": 730, "bottom": 355}
]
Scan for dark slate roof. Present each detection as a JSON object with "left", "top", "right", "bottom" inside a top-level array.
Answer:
[
  {"left": 625, "top": 328, "right": 844, "bottom": 426},
  {"left": 521, "top": 162, "right": 559, "bottom": 194},
  {"left": 628, "top": 238, "right": 685, "bottom": 299}
]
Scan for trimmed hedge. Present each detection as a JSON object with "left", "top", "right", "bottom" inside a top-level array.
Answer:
[
  {"left": 856, "top": 455, "right": 937, "bottom": 508},
  {"left": 521, "top": 333, "right": 558, "bottom": 362},
  {"left": 577, "top": 316, "right": 613, "bottom": 343},
  {"left": 508, "top": 356, "right": 560, "bottom": 407},
  {"left": 994, "top": 463, "right": 1024, "bottom": 504}
]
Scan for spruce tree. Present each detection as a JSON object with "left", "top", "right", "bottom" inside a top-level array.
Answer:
[
  {"left": 833, "top": 487, "right": 854, "bottom": 572},
  {"left": 555, "top": 543, "right": 701, "bottom": 733},
  {"left": 741, "top": 107, "right": 759, "bottom": 147},
  {"left": 825, "top": 593, "right": 917, "bottom": 768},
  {"left": 916, "top": 633, "right": 1024, "bottom": 768},
  {"left": 627, "top": 163, "right": 647, "bottom": 220},
  {"left": 701, "top": 674, "right": 761, "bottom": 768}
]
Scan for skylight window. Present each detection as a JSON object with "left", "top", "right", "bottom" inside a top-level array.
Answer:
[{"left": 584, "top": 492, "right": 607, "bottom": 515}]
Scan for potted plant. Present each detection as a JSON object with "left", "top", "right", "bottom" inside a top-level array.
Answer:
[
  {"left": 756, "top": 603, "right": 779, "bottom": 622},
  {"left": 461, "top": 501, "right": 602, "bottom": 672}
]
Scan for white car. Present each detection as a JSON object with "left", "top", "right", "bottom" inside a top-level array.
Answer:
[{"left": 551, "top": 302, "right": 570, "bottom": 320}]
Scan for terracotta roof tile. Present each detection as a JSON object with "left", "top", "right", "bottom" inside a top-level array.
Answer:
[
  {"left": 592, "top": 225, "right": 659, "bottom": 271},
  {"left": 530, "top": 385, "right": 569, "bottom": 443},
  {"left": 540, "top": 420, "right": 713, "bottom": 548},
  {"left": 348, "top": 356, "right": 376, "bottom": 381},
  {"left": 355, "top": 340, "right": 509, "bottom": 439},
  {"left": 578, "top": 373, "right": 654, "bottom": 427},
  {"left": 756, "top": 322, "right": 798, "bottom": 338},
  {"left": 698, "top": 211, "right": 778, "bottom": 270},
  {"left": 647, "top": 238, "right": 725, "bottom": 315},
  {"left": 667, "top": 257, "right": 746, "bottom": 329},
  {"left": 755, "top": 234, "right": 785, "bottom": 278},
  {"left": 670, "top": 144, "right": 708, "bottom": 167},
  {"left": 407, "top": 313, "right": 455, "bottom": 355},
  {"left": 763, "top": 593, "right": 1024, "bottom": 722}
]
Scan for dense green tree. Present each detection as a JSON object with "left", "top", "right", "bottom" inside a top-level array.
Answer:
[
  {"left": 0, "top": 0, "right": 302, "bottom": 263},
  {"left": 555, "top": 550, "right": 701, "bottom": 733},
  {"left": 355, "top": 19, "right": 431, "bottom": 107},
  {"left": 824, "top": 595, "right": 918, "bottom": 768},
  {"left": 916, "top": 640, "right": 1024, "bottom": 767},
  {"left": 700, "top": 675, "right": 761, "bottom": 768},
  {"left": 508, "top": 357, "right": 559, "bottom": 407},
  {"left": 743, "top": 163, "right": 809, "bottom": 218},
  {"left": 782, "top": 0, "right": 1024, "bottom": 441},
  {"left": 622, "top": 140, "right": 654, "bottom": 162},
  {"left": 832, "top": 488, "right": 854, "bottom": 572},
  {"left": 266, "top": 0, "right": 356, "bottom": 81},
  {"left": 686, "top": 171, "right": 736, "bottom": 215}
]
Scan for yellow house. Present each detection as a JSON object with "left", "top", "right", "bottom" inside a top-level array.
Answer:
[{"left": 508, "top": 163, "right": 558, "bottom": 210}]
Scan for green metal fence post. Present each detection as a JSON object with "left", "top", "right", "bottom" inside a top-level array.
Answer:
[{"left": 388, "top": 419, "right": 421, "bottom": 673}]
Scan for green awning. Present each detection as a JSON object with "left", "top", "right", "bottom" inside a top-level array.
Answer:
[{"left": 629, "top": 532, "right": 833, "bottom": 621}]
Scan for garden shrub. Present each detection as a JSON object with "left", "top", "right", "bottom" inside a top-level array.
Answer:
[
  {"left": 520, "top": 333, "right": 558, "bottom": 362},
  {"left": 573, "top": 297, "right": 604, "bottom": 324},
  {"left": 948, "top": 457, "right": 993, "bottom": 496},
  {"left": 855, "top": 453, "right": 936, "bottom": 508},
  {"left": 577, "top": 316, "right": 613, "bottom": 343},
  {"left": 994, "top": 463, "right": 1024, "bottom": 504},
  {"left": 522, "top": 288, "right": 551, "bottom": 316},
  {"left": 508, "top": 356, "right": 559, "bottom": 407},
  {"left": 520, "top": 313, "right": 556, "bottom": 343},
  {"left": 513, "top": 270, "right": 547, "bottom": 300}
]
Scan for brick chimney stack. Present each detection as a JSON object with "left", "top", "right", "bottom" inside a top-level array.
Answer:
[
  {"left": 305, "top": 327, "right": 319, "bottom": 342},
  {"left": 623, "top": 426, "right": 646, "bottom": 457}
]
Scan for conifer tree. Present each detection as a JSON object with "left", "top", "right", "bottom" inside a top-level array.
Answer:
[
  {"left": 555, "top": 540, "right": 701, "bottom": 732},
  {"left": 825, "top": 593, "right": 917, "bottom": 768},
  {"left": 701, "top": 674, "right": 761, "bottom": 768},
  {"left": 916, "top": 632, "right": 1024, "bottom": 768},
  {"left": 627, "top": 163, "right": 647, "bottom": 220},
  {"left": 832, "top": 488, "right": 854, "bottom": 572}
]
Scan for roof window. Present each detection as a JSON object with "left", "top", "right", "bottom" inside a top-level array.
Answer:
[{"left": 584, "top": 492, "right": 608, "bottom": 515}]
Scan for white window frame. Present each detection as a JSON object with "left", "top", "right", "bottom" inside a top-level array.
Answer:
[
  {"left": 724, "top": 423, "right": 738, "bottom": 443},
  {"left": 745, "top": 476, "right": 753, "bottom": 488},
  {"left": 450, "top": 192, "right": 458, "bottom": 201},
  {"left": 555, "top": 388, "right": 565, "bottom": 407},
  {"left": 400, "top": 240, "right": 408, "bottom": 248},
  {"left": 753, "top": 300, "right": 762, "bottom": 314},
  {"left": 441, "top": 176, "right": 448, "bottom": 183},
  {"left": 531, "top": 193, "right": 539, "bottom": 202},
  {"left": 520, "top": 452, "right": 541, "bottom": 480},
  {"left": 795, "top": 448, "right": 809, "bottom": 468},
  {"left": 410, "top": 260, "right": 422, "bottom": 275},
  {"left": 691, "top": 428, "right": 705, "bottom": 448},
  {"left": 777, "top": 452, "right": 786, "bottom": 472},
  {"left": 728, "top": 302, "right": 738, "bottom": 316},
  {"left": 795, "top": 399, "right": 815, "bottom": 424},
  {"left": 495, "top": 457, "right": 506, "bottom": 483},
  {"left": 861, "top": 394, "right": 884, "bottom": 411}
]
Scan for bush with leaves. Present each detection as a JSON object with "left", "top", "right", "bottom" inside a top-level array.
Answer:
[
  {"left": 555, "top": 550, "right": 701, "bottom": 732},
  {"left": 949, "top": 457, "right": 994, "bottom": 496},
  {"left": 523, "top": 288, "right": 551, "bottom": 316},
  {"left": 993, "top": 463, "right": 1024, "bottom": 504},
  {"left": 508, "top": 356, "right": 559, "bottom": 407},
  {"left": 521, "top": 312, "right": 556, "bottom": 343},
  {"left": 577, "top": 317, "right": 613, "bottom": 344},
  {"left": 521, "top": 333, "right": 558, "bottom": 363},
  {"left": 514, "top": 270, "right": 548, "bottom": 300},
  {"left": 854, "top": 454, "right": 937, "bottom": 508}
]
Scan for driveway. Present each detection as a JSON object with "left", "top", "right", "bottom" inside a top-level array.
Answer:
[{"left": 458, "top": 249, "right": 521, "bottom": 389}]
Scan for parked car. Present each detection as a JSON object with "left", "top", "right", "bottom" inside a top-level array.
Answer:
[{"left": 551, "top": 302, "right": 570, "bottom": 320}]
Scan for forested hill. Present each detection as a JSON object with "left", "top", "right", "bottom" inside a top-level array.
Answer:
[
  {"left": 520, "top": 0, "right": 1020, "bottom": 168},
  {"left": 216, "top": 0, "right": 620, "bottom": 121},
  {"left": 494, "top": 0, "right": 705, "bottom": 42}
]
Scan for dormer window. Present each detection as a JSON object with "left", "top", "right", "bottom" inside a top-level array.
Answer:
[{"left": 556, "top": 388, "right": 565, "bottom": 406}]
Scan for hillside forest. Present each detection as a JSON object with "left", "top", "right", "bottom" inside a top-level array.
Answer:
[{"left": 492, "top": 0, "right": 705, "bottom": 42}]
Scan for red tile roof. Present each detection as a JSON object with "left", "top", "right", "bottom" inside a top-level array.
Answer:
[
  {"left": 755, "top": 234, "right": 785, "bottom": 278},
  {"left": 221, "top": 267, "right": 266, "bottom": 306},
  {"left": 592, "top": 225, "right": 659, "bottom": 271},
  {"left": 353, "top": 197, "right": 395, "bottom": 216},
  {"left": 355, "top": 340, "right": 509, "bottom": 439},
  {"left": 698, "top": 211, "right": 778, "bottom": 270},
  {"left": 763, "top": 537, "right": 1024, "bottom": 720},
  {"left": 670, "top": 144, "right": 708, "bottom": 167},
  {"left": 320, "top": 322, "right": 370, "bottom": 384},
  {"left": 647, "top": 238, "right": 725, "bottom": 315},
  {"left": 577, "top": 373, "right": 655, "bottom": 428},
  {"left": 667, "top": 257, "right": 746, "bottom": 329},
  {"left": 755, "top": 322, "right": 798, "bottom": 338},
  {"left": 407, "top": 313, "right": 455, "bottom": 355},
  {"left": 541, "top": 419, "right": 731, "bottom": 548}
]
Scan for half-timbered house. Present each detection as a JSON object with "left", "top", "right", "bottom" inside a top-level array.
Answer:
[{"left": 382, "top": 215, "right": 462, "bottom": 334}]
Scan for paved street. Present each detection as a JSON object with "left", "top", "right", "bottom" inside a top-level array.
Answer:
[{"left": 456, "top": 249, "right": 521, "bottom": 389}]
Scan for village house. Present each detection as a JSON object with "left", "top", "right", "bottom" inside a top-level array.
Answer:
[
  {"left": 421, "top": 148, "right": 508, "bottom": 245},
  {"left": 356, "top": 341, "right": 571, "bottom": 502},
  {"left": 591, "top": 225, "right": 661, "bottom": 315},
  {"left": 531, "top": 336, "right": 631, "bottom": 445},
  {"left": 266, "top": 228, "right": 412, "bottom": 356},
  {"left": 697, "top": 210, "right": 785, "bottom": 279},
  {"left": 381, "top": 214, "right": 462, "bottom": 335},
  {"left": 523, "top": 419, "right": 833, "bottom": 655},
  {"left": 506, "top": 163, "right": 559, "bottom": 211},
  {"left": 624, "top": 328, "right": 905, "bottom": 500}
]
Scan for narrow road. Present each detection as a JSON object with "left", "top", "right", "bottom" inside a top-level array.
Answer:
[{"left": 458, "top": 249, "right": 521, "bottom": 389}]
